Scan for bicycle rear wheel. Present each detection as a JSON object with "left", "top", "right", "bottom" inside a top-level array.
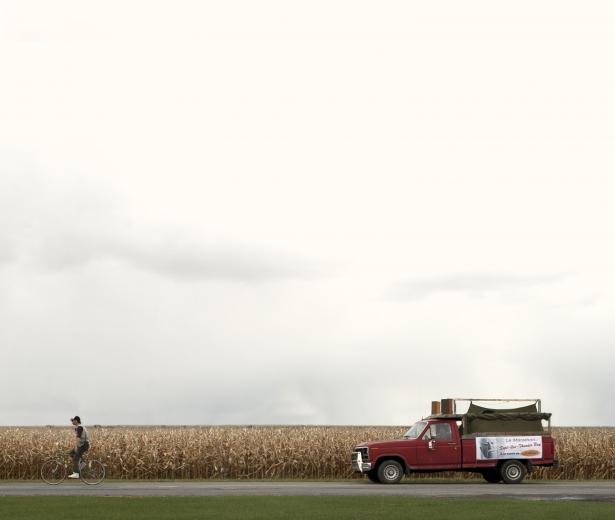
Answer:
[
  {"left": 80, "top": 459, "right": 105, "bottom": 485},
  {"left": 41, "top": 459, "right": 67, "bottom": 485}
]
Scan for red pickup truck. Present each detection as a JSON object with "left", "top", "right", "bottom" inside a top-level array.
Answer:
[{"left": 352, "top": 398, "right": 559, "bottom": 484}]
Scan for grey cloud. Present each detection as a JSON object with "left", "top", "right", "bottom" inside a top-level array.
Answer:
[
  {"left": 388, "top": 273, "right": 568, "bottom": 301},
  {"left": 0, "top": 239, "right": 16, "bottom": 264},
  {"left": 32, "top": 233, "right": 321, "bottom": 282},
  {"left": 113, "top": 238, "right": 321, "bottom": 283},
  {"left": 0, "top": 169, "right": 321, "bottom": 282},
  {"left": 505, "top": 333, "right": 615, "bottom": 426}
]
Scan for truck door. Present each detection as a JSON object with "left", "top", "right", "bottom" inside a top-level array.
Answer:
[{"left": 415, "top": 422, "right": 461, "bottom": 469}]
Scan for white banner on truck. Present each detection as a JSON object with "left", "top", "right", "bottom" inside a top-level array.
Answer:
[{"left": 476, "top": 436, "right": 543, "bottom": 460}]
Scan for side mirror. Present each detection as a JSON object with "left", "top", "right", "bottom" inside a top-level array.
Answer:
[{"left": 428, "top": 440, "right": 435, "bottom": 450}]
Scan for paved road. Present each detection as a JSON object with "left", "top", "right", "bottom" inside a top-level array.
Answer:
[{"left": 1, "top": 481, "right": 614, "bottom": 501}]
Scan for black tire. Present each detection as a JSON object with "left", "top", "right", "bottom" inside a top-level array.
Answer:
[
  {"left": 366, "top": 470, "right": 380, "bottom": 483},
  {"left": 79, "top": 459, "right": 106, "bottom": 485},
  {"left": 482, "top": 468, "right": 501, "bottom": 483},
  {"left": 41, "top": 459, "right": 66, "bottom": 485},
  {"left": 377, "top": 460, "right": 404, "bottom": 484},
  {"left": 500, "top": 460, "right": 526, "bottom": 484}
]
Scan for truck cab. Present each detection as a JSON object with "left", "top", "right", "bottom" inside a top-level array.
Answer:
[{"left": 352, "top": 418, "right": 462, "bottom": 482}]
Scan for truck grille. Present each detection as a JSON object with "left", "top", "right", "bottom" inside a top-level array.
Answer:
[{"left": 353, "top": 447, "right": 369, "bottom": 461}]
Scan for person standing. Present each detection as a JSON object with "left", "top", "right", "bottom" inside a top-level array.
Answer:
[{"left": 68, "top": 416, "right": 90, "bottom": 479}]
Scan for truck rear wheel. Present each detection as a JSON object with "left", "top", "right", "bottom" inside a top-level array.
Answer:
[
  {"left": 500, "top": 460, "right": 526, "bottom": 484},
  {"left": 377, "top": 460, "right": 403, "bottom": 484},
  {"left": 481, "top": 468, "right": 501, "bottom": 483}
]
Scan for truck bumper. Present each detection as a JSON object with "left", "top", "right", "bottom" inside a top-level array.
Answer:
[
  {"left": 531, "top": 459, "right": 560, "bottom": 470},
  {"left": 352, "top": 461, "right": 373, "bottom": 473}
]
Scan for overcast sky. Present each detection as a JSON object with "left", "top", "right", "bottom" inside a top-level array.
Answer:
[{"left": 1, "top": 1, "right": 614, "bottom": 426}]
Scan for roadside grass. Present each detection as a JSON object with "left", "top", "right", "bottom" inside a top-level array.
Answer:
[{"left": 1, "top": 496, "right": 614, "bottom": 520}]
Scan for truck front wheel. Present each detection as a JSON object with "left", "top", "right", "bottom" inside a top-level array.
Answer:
[
  {"left": 377, "top": 460, "right": 404, "bottom": 484},
  {"left": 366, "top": 470, "right": 380, "bottom": 483},
  {"left": 500, "top": 460, "right": 526, "bottom": 484}
]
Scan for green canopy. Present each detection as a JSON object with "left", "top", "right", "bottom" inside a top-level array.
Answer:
[{"left": 464, "top": 403, "right": 551, "bottom": 434}]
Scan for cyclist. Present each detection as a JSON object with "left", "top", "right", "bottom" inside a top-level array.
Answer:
[{"left": 68, "top": 416, "right": 90, "bottom": 479}]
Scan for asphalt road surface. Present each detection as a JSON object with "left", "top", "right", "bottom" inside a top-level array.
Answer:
[{"left": 1, "top": 481, "right": 614, "bottom": 501}]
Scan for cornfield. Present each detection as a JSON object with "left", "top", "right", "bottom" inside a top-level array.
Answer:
[{"left": 1, "top": 426, "right": 613, "bottom": 480}]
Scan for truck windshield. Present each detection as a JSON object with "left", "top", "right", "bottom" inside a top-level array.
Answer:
[{"left": 403, "top": 421, "right": 427, "bottom": 439}]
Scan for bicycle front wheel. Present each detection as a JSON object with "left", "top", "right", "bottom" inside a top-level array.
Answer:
[
  {"left": 41, "top": 459, "right": 67, "bottom": 485},
  {"left": 80, "top": 460, "right": 105, "bottom": 485}
]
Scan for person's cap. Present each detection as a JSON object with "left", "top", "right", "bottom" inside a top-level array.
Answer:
[{"left": 70, "top": 416, "right": 81, "bottom": 423}]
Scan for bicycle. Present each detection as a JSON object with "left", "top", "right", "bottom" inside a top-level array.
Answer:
[{"left": 41, "top": 451, "right": 105, "bottom": 485}]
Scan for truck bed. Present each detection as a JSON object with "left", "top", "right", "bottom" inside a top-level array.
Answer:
[{"left": 461, "top": 435, "right": 556, "bottom": 468}]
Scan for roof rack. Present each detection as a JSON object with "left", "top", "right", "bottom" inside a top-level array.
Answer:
[{"left": 448, "top": 398, "right": 542, "bottom": 414}]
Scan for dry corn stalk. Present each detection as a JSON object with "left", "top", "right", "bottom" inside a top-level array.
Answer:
[{"left": 0, "top": 426, "right": 613, "bottom": 480}]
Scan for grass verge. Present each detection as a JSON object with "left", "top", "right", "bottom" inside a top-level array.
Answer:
[{"left": 1, "top": 496, "right": 614, "bottom": 520}]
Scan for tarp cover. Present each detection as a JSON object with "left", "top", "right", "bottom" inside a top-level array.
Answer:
[{"left": 464, "top": 403, "right": 550, "bottom": 434}]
